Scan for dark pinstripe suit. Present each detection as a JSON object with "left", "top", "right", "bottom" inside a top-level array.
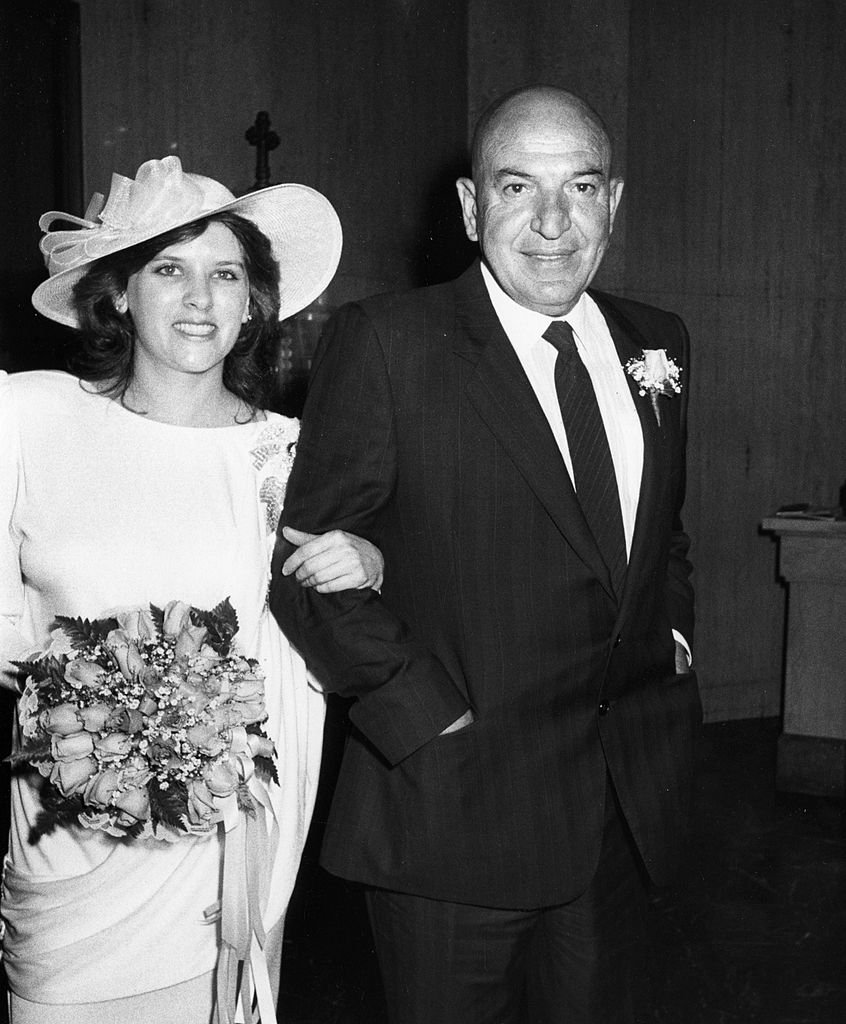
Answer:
[{"left": 270, "top": 260, "right": 700, "bottom": 912}]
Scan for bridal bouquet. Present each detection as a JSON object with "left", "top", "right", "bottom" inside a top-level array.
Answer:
[{"left": 12, "top": 598, "right": 277, "bottom": 842}]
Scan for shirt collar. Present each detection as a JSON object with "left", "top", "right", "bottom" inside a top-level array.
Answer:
[{"left": 479, "top": 261, "right": 592, "bottom": 349}]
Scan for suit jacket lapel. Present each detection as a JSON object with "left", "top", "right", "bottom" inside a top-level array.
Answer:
[
  {"left": 455, "top": 265, "right": 615, "bottom": 598},
  {"left": 592, "top": 291, "right": 668, "bottom": 616}
]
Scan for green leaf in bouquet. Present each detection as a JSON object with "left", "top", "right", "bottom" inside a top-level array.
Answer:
[
  {"left": 119, "top": 818, "right": 146, "bottom": 841},
  {"left": 252, "top": 755, "right": 279, "bottom": 788},
  {"left": 11, "top": 659, "right": 46, "bottom": 684},
  {"left": 236, "top": 782, "right": 257, "bottom": 817},
  {"left": 54, "top": 614, "right": 119, "bottom": 649},
  {"left": 246, "top": 724, "right": 278, "bottom": 785},
  {"left": 46, "top": 656, "right": 72, "bottom": 690},
  {"left": 149, "top": 604, "right": 166, "bottom": 636},
  {"left": 8, "top": 734, "right": 53, "bottom": 768},
  {"left": 13, "top": 656, "right": 72, "bottom": 708},
  {"left": 11, "top": 654, "right": 66, "bottom": 687},
  {"left": 191, "top": 597, "right": 239, "bottom": 656},
  {"left": 148, "top": 778, "right": 189, "bottom": 832},
  {"left": 27, "top": 781, "right": 83, "bottom": 844}
]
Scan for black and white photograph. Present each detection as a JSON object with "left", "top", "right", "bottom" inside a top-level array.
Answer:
[{"left": 1, "top": 2, "right": 844, "bottom": 1022}]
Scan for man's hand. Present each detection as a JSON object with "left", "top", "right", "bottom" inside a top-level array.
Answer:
[
  {"left": 439, "top": 709, "right": 474, "bottom": 735},
  {"left": 281, "top": 526, "right": 384, "bottom": 592}
]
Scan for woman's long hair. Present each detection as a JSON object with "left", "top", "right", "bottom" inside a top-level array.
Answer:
[{"left": 69, "top": 211, "right": 281, "bottom": 410}]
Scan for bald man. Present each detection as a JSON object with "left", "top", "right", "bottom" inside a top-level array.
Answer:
[{"left": 272, "top": 85, "right": 700, "bottom": 1023}]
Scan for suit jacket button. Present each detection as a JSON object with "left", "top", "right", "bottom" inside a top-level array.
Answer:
[
  {"left": 598, "top": 702, "right": 611, "bottom": 716},
  {"left": 614, "top": 635, "right": 622, "bottom": 647}
]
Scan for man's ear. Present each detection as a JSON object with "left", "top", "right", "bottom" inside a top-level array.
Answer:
[
  {"left": 608, "top": 178, "right": 625, "bottom": 233},
  {"left": 114, "top": 292, "right": 129, "bottom": 314},
  {"left": 455, "top": 177, "right": 479, "bottom": 242}
]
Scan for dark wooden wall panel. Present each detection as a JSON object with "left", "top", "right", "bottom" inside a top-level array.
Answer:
[
  {"left": 624, "top": 0, "right": 846, "bottom": 718},
  {"left": 77, "top": 0, "right": 470, "bottom": 305},
  {"left": 467, "top": 0, "right": 631, "bottom": 288},
  {"left": 0, "top": 1, "right": 81, "bottom": 371}
]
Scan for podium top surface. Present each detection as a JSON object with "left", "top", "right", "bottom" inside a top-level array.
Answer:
[{"left": 762, "top": 516, "right": 846, "bottom": 537}]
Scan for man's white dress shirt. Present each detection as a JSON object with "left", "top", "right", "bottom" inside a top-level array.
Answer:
[
  {"left": 480, "top": 262, "right": 642, "bottom": 555},
  {"left": 480, "top": 263, "right": 691, "bottom": 663}
]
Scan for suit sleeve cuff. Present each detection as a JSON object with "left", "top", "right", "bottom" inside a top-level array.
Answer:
[{"left": 349, "top": 663, "right": 471, "bottom": 766}]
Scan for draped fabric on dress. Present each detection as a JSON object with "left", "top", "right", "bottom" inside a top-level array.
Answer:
[{"left": 0, "top": 370, "right": 325, "bottom": 1021}]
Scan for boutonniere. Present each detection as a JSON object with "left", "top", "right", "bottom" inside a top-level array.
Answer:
[{"left": 625, "top": 349, "right": 682, "bottom": 426}]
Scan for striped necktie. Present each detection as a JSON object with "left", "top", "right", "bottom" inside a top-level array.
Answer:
[{"left": 543, "top": 320, "right": 627, "bottom": 598}]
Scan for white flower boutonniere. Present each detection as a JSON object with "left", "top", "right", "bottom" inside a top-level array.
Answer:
[{"left": 625, "top": 349, "right": 682, "bottom": 425}]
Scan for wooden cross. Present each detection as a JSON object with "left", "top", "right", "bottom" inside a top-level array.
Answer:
[{"left": 245, "top": 111, "right": 280, "bottom": 190}]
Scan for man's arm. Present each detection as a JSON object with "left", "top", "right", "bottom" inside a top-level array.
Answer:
[{"left": 269, "top": 302, "right": 470, "bottom": 766}]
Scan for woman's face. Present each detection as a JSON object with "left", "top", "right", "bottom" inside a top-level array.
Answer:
[{"left": 119, "top": 221, "right": 251, "bottom": 381}]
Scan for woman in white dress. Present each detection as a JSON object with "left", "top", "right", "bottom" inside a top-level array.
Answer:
[{"left": 0, "top": 157, "right": 381, "bottom": 1022}]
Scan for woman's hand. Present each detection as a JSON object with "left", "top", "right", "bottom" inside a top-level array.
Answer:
[{"left": 281, "top": 526, "right": 384, "bottom": 592}]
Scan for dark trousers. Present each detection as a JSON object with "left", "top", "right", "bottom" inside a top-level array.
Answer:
[{"left": 365, "top": 784, "right": 650, "bottom": 1024}]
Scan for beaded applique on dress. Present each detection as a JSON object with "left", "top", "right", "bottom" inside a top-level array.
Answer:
[{"left": 250, "top": 419, "right": 299, "bottom": 535}]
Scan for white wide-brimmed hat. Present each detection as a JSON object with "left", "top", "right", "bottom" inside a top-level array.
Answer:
[{"left": 32, "top": 155, "right": 343, "bottom": 327}]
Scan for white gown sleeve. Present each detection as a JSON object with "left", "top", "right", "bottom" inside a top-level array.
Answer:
[{"left": 0, "top": 371, "right": 34, "bottom": 688}]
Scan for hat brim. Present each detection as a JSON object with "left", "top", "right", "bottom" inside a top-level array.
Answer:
[{"left": 31, "top": 182, "right": 342, "bottom": 328}]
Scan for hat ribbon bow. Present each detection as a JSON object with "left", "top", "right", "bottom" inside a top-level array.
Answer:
[{"left": 37, "top": 156, "right": 210, "bottom": 276}]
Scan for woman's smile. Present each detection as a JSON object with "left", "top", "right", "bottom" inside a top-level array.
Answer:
[{"left": 172, "top": 321, "right": 218, "bottom": 337}]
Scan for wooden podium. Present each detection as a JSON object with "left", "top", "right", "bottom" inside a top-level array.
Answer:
[{"left": 763, "top": 517, "right": 846, "bottom": 796}]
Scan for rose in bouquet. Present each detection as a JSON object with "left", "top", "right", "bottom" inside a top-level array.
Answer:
[{"left": 12, "top": 598, "right": 277, "bottom": 841}]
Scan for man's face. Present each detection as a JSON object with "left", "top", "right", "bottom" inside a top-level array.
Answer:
[{"left": 457, "top": 94, "right": 624, "bottom": 317}]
